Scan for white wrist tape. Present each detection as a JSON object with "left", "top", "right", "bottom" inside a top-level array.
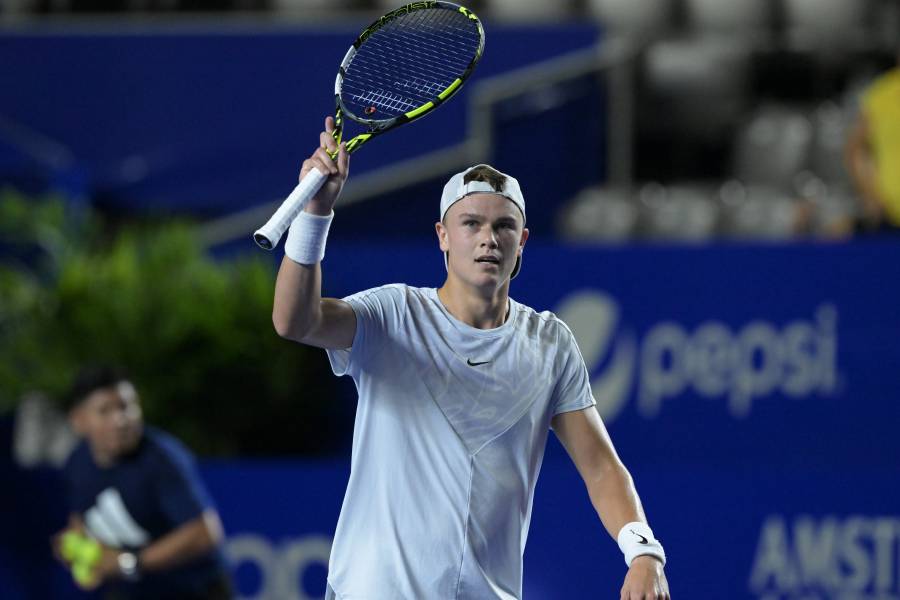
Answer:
[
  {"left": 617, "top": 522, "right": 666, "bottom": 567},
  {"left": 284, "top": 210, "right": 334, "bottom": 265}
]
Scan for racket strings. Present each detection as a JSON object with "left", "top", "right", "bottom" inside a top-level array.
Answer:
[
  {"left": 367, "top": 29, "right": 467, "bottom": 80},
  {"left": 351, "top": 45, "right": 461, "bottom": 94},
  {"left": 384, "top": 9, "right": 479, "bottom": 81},
  {"left": 347, "top": 19, "right": 473, "bottom": 102},
  {"left": 344, "top": 40, "right": 471, "bottom": 113},
  {"left": 391, "top": 9, "right": 479, "bottom": 64},
  {"left": 352, "top": 89, "right": 417, "bottom": 114},
  {"left": 341, "top": 7, "right": 481, "bottom": 120}
]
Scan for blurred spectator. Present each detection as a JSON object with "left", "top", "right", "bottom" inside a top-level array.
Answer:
[
  {"left": 52, "top": 366, "right": 233, "bottom": 600},
  {"left": 845, "top": 49, "right": 900, "bottom": 233}
]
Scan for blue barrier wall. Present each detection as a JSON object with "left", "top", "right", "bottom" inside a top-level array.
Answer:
[
  {"left": 3, "top": 239, "right": 899, "bottom": 599},
  {"left": 0, "top": 23, "right": 600, "bottom": 218}
]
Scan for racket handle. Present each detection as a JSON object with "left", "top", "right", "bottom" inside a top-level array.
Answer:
[{"left": 253, "top": 167, "right": 329, "bottom": 250}]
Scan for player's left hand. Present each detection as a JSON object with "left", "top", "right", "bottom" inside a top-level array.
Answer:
[
  {"left": 69, "top": 544, "right": 122, "bottom": 590},
  {"left": 620, "top": 555, "right": 670, "bottom": 599}
]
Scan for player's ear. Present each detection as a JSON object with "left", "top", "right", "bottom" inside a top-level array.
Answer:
[
  {"left": 518, "top": 227, "right": 529, "bottom": 253},
  {"left": 435, "top": 221, "right": 449, "bottom": 252}
]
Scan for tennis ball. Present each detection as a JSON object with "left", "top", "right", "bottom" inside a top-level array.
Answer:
[
  {"left": 61, "top": 532, "right": 102, "bottom": 588},
  {"left": 77, "top": 537, "right": 101, "bottom": 566},
  {"left": 60, "top": 531, "right": 83, "bottom": 563},
  {"left": 72, "top": 561, "right": 97, "bottom": 588},
  {"left": 62, "top": 532, "right": 101, "bottom": 566}
]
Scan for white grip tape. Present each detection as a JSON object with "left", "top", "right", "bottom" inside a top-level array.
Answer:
[
  {"left": 253, "top": 167, "right": 328, "bottom": 250},
  {"left": 617, "top": 521, "right": 666, "bottom": 567}
]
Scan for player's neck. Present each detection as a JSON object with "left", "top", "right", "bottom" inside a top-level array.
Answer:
[
  {"left": 88, "top": 443, "right": 118, "bottom": 468},
  {"left": 437, "top": 279, "right": 510, "bottom": 330},
  {"left": 87, "top": 431, "right": 142, "bottom": 468}
]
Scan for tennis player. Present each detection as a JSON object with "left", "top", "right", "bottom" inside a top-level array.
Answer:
[{"left": 273, "top": 116, "right": 671, "bottom": 600}]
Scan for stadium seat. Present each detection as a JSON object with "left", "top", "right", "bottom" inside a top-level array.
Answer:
[
  {"left": 784, "top": 0, "right": 870, "bottom": 30},
  {"left": 783, "top": 0, "right": 871, "bottom": 48},
  {"left": 808, "top": 101, "right": 851, "bottom": 185},
  {"left": 731, "top": 104, "right": 812, "bottom": 190},
  {"left": 684, "top": 0, "right": 773, "bottom": 32},
  {"left": 374, "top": 0, "right": 486, "bottom": 13},
  {"left": 635, "top": 182, "right": 719, "bottom": 241},
  {"left": 272, "top": 0, "right": 354, "bottom": 11},
  {"left": 485, "top": 0, "right": 576, "bottom": 21},
  {"left": 642, "top": 35, "right": 751, "bottom": 141},
  {"left": 871, "top": 0, "right": 900, "bottom": 49},
  {"left": 585, "top": 0, "right": 675, "bottom": 37},
  {"left": 557, "top": 186, "right": 638, "bottom": 243},
  {"left": 718, "top": 183, "right": 798, "bottom": 239}
]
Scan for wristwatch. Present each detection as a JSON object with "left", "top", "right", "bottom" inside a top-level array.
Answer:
[{"left": 117, "top": 551, "right": 141, "bottom": 581}]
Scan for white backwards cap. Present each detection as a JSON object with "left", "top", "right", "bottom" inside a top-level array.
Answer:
[{"left": 439, "top": 164, "right": 526, "bottom": 279}]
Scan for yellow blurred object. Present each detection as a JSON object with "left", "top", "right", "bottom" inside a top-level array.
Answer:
[
  {"left": 862, "top": 67, "right": 900, "bottom": 226},
  {"left": 60, "top": 530, "right": 83, "bottom": 563},
  {"left": 72, "top": 561, "right": 97, "bottom": 588},
  {"left": 59, "top": 530, "right": 101, "bottom": 588},
  {"left": 78, "top": 537, "right": 101, "bottom": 565}
]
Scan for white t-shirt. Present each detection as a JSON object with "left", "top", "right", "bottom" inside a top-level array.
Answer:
[{"left": 325, "top": 284, "right": 596, "bottom": 600}]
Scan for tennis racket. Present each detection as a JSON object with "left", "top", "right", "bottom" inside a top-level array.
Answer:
[{"left": 253, "top": 1, "right": 485, "bottom": 250}]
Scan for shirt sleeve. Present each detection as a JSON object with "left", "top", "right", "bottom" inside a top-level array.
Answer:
[
  {"left": 326, "top": 284, "right": 406, "bottom": 378},
  {"left": 551, "top": 324, "right": 597, "bottom": 417},
  {"left": 152, "top": 437, "right": 214, "bottom": 528}
]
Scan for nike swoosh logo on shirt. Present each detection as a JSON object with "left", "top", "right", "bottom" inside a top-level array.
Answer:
[{"left": 467, "top": 359, "right": 491, "bottom": 366}]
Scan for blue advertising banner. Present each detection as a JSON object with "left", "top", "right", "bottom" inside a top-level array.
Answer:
[{"left": 3, "top": 239, "right": 898, "bottom": 599}]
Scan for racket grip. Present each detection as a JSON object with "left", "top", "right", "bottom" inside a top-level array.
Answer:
[{"left": 253, "top": 167, "right": 329, "bottom": 250}]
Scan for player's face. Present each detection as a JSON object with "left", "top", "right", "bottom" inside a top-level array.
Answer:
[
  {"left": 437, "top": 194, "right": 528, "bottom": 289},
  {"left": 73, "top": 382, "right": 144, "bottom": 461}
]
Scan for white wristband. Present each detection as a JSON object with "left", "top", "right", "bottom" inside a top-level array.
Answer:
[
  {"left": 617, "top": 522, "right": 666, "bottom": 567},
  {"left": 284, "top": 210, "right": 334, "bottom": 265}
]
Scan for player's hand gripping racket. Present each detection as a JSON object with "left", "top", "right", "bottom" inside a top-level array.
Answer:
[{"left": 253, "top": 1, "right": 485, "bottom": 250}]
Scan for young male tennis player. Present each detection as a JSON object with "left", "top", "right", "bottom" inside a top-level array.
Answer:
[{"left": 272, "top": 116, "right": 671, "bottom": 600}]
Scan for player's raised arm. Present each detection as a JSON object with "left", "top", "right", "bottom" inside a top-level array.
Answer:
[{"left": 273, "top": 116, "right": 357, "bottom": 350}]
